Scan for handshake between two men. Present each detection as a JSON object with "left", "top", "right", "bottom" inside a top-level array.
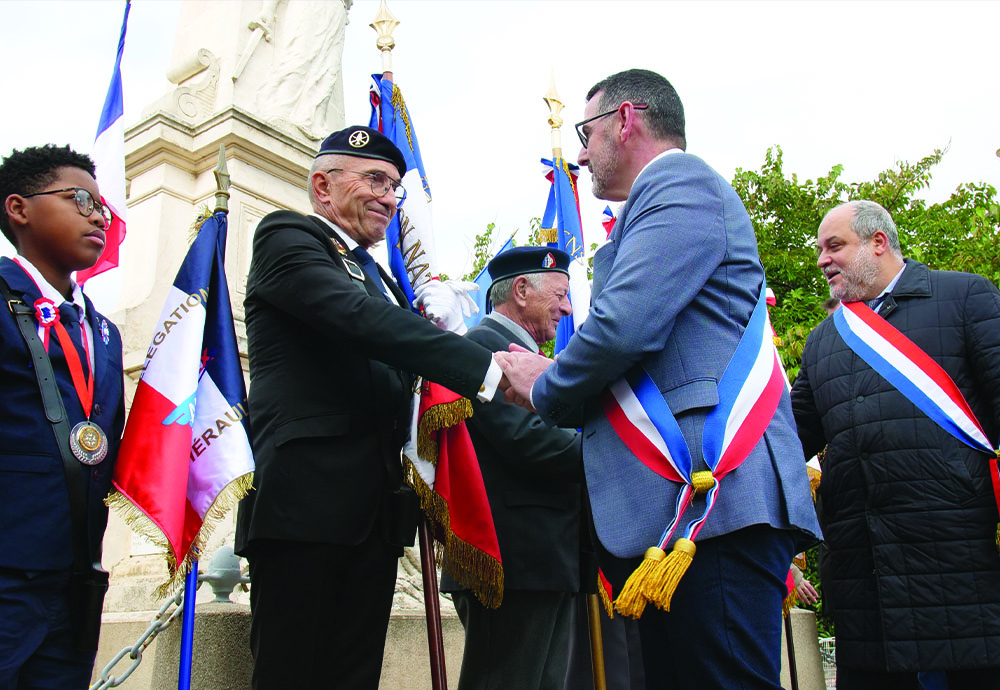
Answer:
[{"left": 493, "top": 344, "right": 553, "bottom": 413}]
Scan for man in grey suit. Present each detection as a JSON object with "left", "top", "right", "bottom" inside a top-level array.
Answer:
[
  {"left": 442, "top": 246, "right": 587, "bottom": 690},
  {"left": 498, "top": 69, "right": 821, "bottom": 689}
]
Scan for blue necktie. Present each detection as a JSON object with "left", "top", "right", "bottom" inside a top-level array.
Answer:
[
  {"left": 352, "top": 247, "right": 390, "bottom": 300},
  {"left": 58, "top": 302, "right": 89, "bottom": 371},
  {"left": 867, "top": 294, "right": 888, "bottom": 313}
]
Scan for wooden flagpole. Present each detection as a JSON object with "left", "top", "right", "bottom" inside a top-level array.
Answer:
[
  {"left": 371, "top": 5, "right": 447, "bottom": 690},
  {"left": 544, "top": 75, "right": 608, "bottom": 690}
]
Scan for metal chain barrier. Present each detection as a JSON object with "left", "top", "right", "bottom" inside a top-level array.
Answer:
[{"left": 89, "top": 587, "right": 187, "bottom": 690}]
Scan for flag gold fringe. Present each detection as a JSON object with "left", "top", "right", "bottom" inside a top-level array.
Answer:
[
  {"left": 404, "top": 455, "right": 503, "bottom": 609},
  {"left": 391, "top": 85, "right": 415, "bottom": 156},
  {"left": 105, "top": 472, "right": 254, "bottom": 600},
  {"left": 783, "top": 588, "right": 798, "bottom": 617},
  {"left": 598, "top": 575, "right": 614, "bottom": 618},
  {"left": 415, "top": 397, "right": 473, "bottom": 463},
  {"left": 807, "top": 464, "right": 822, "bottom": 504}
]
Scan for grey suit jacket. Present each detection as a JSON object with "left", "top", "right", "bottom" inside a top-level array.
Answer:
[{"left": 532, "top": 152, "right": 821, "bottom": 558}]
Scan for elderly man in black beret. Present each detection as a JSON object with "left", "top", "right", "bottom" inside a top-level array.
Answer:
[
  {"left": 440, "top": 247, "right": 589, "bottom": 690},
  {"left": 235, "top": 126, "right": 507, "bottom": 690}
]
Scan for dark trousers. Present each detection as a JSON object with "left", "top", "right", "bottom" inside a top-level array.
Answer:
[
  {"left": 838, "top": 666, "right": 1000, "bottom": 690},
  {"left": 453, "top": 589, "right": 574, "bottom": 690},
  {"left": 0, "top": 567, "right": 96, "bottom": 690},
  {"left": 564, "top": 594, "right": 644, "bottom": 690},
  {"left": 247, "top": 536, "right": 399, "bottom": 690},
  {"left": 597, "top": 524, "right": 796, "bottom": 690}
]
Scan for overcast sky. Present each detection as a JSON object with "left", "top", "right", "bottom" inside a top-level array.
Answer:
[{"left": 2, "top": 0, "right": 998, "bottom": 276}]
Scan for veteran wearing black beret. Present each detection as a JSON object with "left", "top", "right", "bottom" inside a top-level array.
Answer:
[
  {"left": 440, "top": 244, "right": 589, "bottom": 690},
  {"left": 236, "top": 126, "right": 508, "bottom": 690}
]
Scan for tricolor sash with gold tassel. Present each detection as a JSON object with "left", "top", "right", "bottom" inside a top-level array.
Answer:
[
  {"left": 833, "top": 301, "right": 1000, "bottom": 544},
  {"left": 601, "top": 277, "right": 787, "bottom": 618}
]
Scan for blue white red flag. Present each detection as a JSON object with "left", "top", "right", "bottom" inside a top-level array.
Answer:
[
  {"left": 463, "top": 235, "right": 514, "bottom": 331},
  {"left": 369, "top": 71, "right": 503, "bottom": 606},
  {"left": 78, "top": 0, "right": 129, "bottom": 303},
  {"left": 602, "top": 206, "right": 617, "bottom": 238},
  {"left": 369, "top": 73, "right": 435, "bottom": 307},
  {"left": 109, "top": 212, "right": 253, "bottom": 592},
  {"left": 540, "top": 157, "right": 590, "bottom": 354}
]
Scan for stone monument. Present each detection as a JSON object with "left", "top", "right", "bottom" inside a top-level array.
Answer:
[{"left": 94, "top": 2, "right": 472, "bottom": 688}]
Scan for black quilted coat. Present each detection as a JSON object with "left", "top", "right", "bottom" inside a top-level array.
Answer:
[{"left": 791, "top": 260, "right": 1000, "bottom": 672}]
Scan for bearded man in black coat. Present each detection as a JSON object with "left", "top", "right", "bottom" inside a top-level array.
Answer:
[{"left": 791, "top": 200, "right": 1000, "bottom": 690}]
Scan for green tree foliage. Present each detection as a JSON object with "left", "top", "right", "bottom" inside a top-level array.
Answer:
[
  {"left": 735, "top": 146, "right": 1000, "bottom": 380},
  {"left": 458, "top": 146, "right": 999, "bottom": 636}
]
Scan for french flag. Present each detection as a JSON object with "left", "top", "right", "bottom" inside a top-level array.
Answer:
[
  {"left": 110, "top": 212, "right": 254, "bottom": 591},
  {"left": 77, "top": 1, "right": 129, "bottom": 297}
]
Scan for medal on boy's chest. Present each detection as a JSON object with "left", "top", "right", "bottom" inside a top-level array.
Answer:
[
  {"left": 70, "top": 420, "right": 109, "bottom": 465},
  {"left": 31, "top": 295, "right": 108, "bottom": 465}
]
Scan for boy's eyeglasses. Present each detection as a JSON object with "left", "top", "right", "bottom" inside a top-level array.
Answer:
[
  {"left": 325, "top": 168, "right": 407, "bottom": 206},
  {"left": 20, "top": 187, "right": 113, "bottom": 226}
]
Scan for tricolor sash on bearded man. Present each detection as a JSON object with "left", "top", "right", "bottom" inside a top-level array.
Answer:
[
  {"left": 108, "top": 211, "right": 253, "bottom": 595},
  {"left": 834, "top": 301, "right": 1000, "bottom": 532},
  {"left": 369, "top": 72, "right": 503, "bottom": 607},
  {"left": 540, "top": 157, "right": 591, "bottom": 352},
  {"left": 602, "top": 276, "right": 787, "bottom": 618}
]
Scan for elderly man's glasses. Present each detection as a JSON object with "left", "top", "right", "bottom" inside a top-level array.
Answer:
[
  {"left": 574, "top": 103, "right": 648, "bottom": 148},
  {"left": 325, "top": 168, "right": 407, "bottom": 206},
  {"left": 20, "top": 187, "right": 113, "bottom": 226}
]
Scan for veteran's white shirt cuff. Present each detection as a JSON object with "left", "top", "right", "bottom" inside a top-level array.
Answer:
[{"left": 477, "top": 359, "right": 503, "bottom": 402}]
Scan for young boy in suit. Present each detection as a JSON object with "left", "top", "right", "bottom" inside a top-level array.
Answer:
[{"left": 0, "top": 145, "right": 126, "bottom": 689}]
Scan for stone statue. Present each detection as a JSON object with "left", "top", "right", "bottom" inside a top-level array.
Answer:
[
  {"left": 246, "top": 0, "right": 353, "bottom": 142},
  {"left": 149, "top": 0, "right": 352, "bottom": 144}
]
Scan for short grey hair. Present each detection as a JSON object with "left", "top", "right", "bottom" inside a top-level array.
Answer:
[
  {"left": 490, "top": 273, "right": 545, "bottom": 307},
  {"left": 308, "top": 153, "right": 342, "bottom": 209},
  {"left": 843, "top": 200, "right": 902, "bottom": 257}
]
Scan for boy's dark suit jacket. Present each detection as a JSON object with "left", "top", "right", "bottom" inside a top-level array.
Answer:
[
  {"left": 0, "top": 257, "right": 126, "bottom": 570},
  {"left": 235, "top": 211, "right": 494, "bottom": 554}
]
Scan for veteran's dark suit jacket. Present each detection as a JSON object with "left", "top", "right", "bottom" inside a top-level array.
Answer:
[
  {"left": 235, "top": 211, "right": 494, "bottom": 554},
  {"left": 441, "top": 317, "right": 586, "bottom": 594},
  {"left": 0, "top": 257, "right": 126, "bottom": 570}
]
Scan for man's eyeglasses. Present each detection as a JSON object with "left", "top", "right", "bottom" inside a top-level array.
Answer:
[
  {"left": 20, "top": 187, "right": 113, "bottom": 226},
  {"left": 325, "top": 168, "right": 407, "bottom": 206},
  {"left": 574, "top": 103, "right": 648, "bottom": 149}
]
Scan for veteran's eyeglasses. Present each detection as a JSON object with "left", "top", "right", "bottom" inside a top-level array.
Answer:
[
  {"left": 325, "top": 168, "right": 407, "bottom": 206},
  {"left": 19, "top": 187, "right": 113, "bottom": 226},
  {"left": 575, "top": 103, "right": 648, "bottom": 148}
]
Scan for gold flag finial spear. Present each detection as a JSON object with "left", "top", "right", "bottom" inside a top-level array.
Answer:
[
  {"left": 370, "top": 0, "right": 399, "bottom": 75},
  {"left": 213, "top": 144, "right": 230, "bottom": 215},
  {"left": 543, "top": 69, "right": 565, "bottom": 159}
]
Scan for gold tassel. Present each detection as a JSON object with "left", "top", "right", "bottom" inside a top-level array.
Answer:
[
  {"left": 613, "top": 547, "right": 665, "bottom": 619},
  {"left": 782, "top": 588, "right": 798, "bottom": 617},
  {"left": 646, "top": 538, "right": 696, "bottom": 612},
  {"left": 598, "top": 575, "right": 614, "bottom": 619},
  {"left": 995, "top": 523, "right": 999, "bottom": 555}
]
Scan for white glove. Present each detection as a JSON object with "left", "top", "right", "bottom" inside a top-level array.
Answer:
[{"left": 413, "top": 278, "right": 480, "bottom": 335}]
